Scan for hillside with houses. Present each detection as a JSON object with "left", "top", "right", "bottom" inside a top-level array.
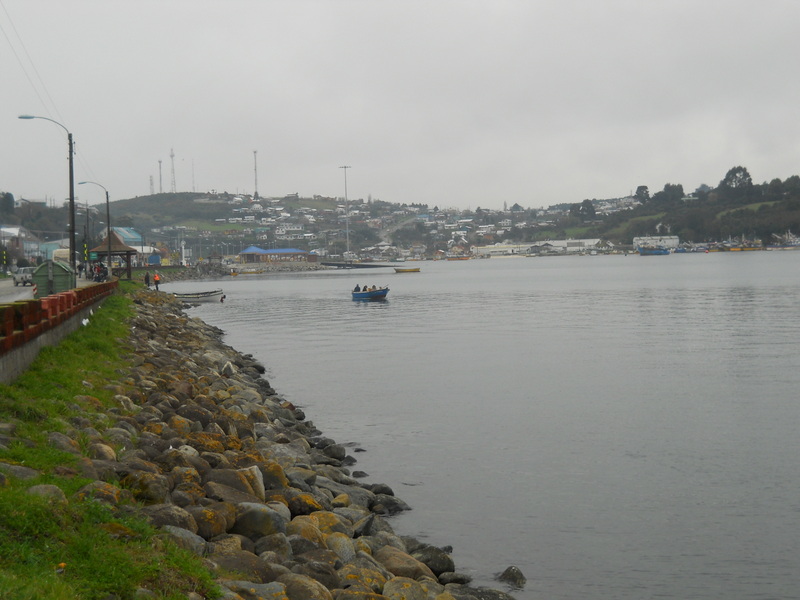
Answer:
[{"left": 3, "top": 164, "right": 800, "bottom": 268}]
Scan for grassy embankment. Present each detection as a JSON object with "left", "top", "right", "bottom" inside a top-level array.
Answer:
[{"left": 0, "top": 281, "right": 219, "bottom": 600}]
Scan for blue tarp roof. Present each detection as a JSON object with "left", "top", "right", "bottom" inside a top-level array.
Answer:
[
  {"left": 239, "top": 246, "right": 306, "bottom": 254},
  {"left": 112, "top": 227, "right": 142, "bottom": 244}
]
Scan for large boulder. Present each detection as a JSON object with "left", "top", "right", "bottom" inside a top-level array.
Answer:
[
  {"left": 371, "top": 494, "right": 411, "bottom": 516},
  {"left": 336, "top": 561, "right": 389, "bottom": 594},
  {"left": 203, "top": 481, "right": 264, "bottom": 504},
  {"left": 159, "top": 525, "right": 206, "bottom": 556},
  {"left": 237, "top": 465, "right": 266, "bottom": 501},
  {"left": 140, "top": 504, "right": 198, "bottom": 534},
  {"left": 374, "top": 546, "right": 435, "bottom": 581},
  {"left": 74, "top": 480, "right": 127, "bottom": 506},
  {"left": 218, "top": 580, "right": 288, "bottom": 600},
  {"left": 291, "top": 559, "right": 340, "bottom": 591},
  {"left": 204, "top": 468, "right": 257, "bottom": 497},
  {"left": 47, "top": 431, "right": 81, "bottom": 454},
  {"left": 26, "top": 484, "right": 67, "bottom": 504},
  {"left": 286, "top": 516, "right": 326, "bottom": 548},
  {"left": 314, "top": 476, "right": 375, "bottom": 509},
  {"left": 276, "top": 573, "right": 334, "bottom": 600},
  {"left": 288, "top": 492, "right": 325, "bottom": 516},
  {"left": 120, "top": 471, "right": 171, "bottom": 504},
  {"left": 231, "top": 502, "right": 288, "bottom": 541},
  {"left": 325, "top": 532, "right": 357, "bottom": 564},
  {"left": 496, "top": 565, "right": 526, "bottom": 588},
  {"left": 208, "top": 550, "right": 282, "bottom": 584},
  {"left": 254, "top": 532, "right": 293, "bottom": 561},
  {"left": 411, "top": 546, "right": 455, "bottom": 577},
  {"left": 185, "top": 503, "right": 234, "bottom": 540},
  {"left": 382, "top": 576, "right": 428, "bottom": 600},
  {"left": 353, "top": 514, "right": 395, "bottom": 538},
  {"left": 309, "top": 511, "right": 354, "bottom": 537},
  {"left": 444, "top": 585, "right": 517, "bottom": 600}
]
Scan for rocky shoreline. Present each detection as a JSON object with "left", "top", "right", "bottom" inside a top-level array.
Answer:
[{"left": 8, "top": 288, "right": 522, "bottom": 599}]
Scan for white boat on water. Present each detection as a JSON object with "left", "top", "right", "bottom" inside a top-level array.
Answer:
[{"left": 173, "top": 289, "right": 225, "bottom": 303}]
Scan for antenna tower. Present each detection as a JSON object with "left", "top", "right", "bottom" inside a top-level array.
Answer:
[
  {"left": 253, "top": 150, "right": 259, "bottom": 200},
  {"left": 149, "top": 175, "right": 154, "bottom": 195},
  {"left": 158, "top": 160, "right": 163, "bottom": 193},
  {"left": 340, "top": 165, "right": 351, "bottom": 254},
  {"left": 170, "top": 148, "right": 176, "bottom": 193}
]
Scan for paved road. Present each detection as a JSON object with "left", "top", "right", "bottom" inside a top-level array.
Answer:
[
  {"left": 0, "top": 278, "right": 34, "bottom": 303},
  {"left": 0, "top": 275, "right": 95, "bottom": 304},
  {"left": 378, "top": 215, "right": 418, "bottom": 243}
]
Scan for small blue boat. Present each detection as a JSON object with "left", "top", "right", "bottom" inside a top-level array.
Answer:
[
  {"left": 352, "top": 287, "right": 389, "bottom": 301},
  {"left": 638, "top": 245, "right": 670, "bottom": 255}
]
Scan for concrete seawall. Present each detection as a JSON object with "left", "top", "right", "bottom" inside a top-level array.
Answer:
[{"left": 0, "top": 281, "right": 117, "bottom": 384}]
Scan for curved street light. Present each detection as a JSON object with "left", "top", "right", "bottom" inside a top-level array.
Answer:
[
  {"left": 18, "top": 115, "right": 77, "bottom": 272},
  {"left": 78, "top": 181, "right": 112, "bottom": 278}
]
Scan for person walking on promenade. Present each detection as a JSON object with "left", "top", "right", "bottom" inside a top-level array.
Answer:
[
  {"left": 144, "top": 271, "right": 151, "bottom": 288},
  {"left": 153, "top": 272, "right": 161, "bottom": 291}
]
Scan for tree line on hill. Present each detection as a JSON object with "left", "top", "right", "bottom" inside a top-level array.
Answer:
[{"left": 567, "top": 166, "right": 800, "bottom": 245}]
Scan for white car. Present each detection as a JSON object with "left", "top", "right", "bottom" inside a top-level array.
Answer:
[{"left": 12, "top": 267, "right": 34, "bottom": 286}]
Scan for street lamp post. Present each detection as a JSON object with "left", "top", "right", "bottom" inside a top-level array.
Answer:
[
  {"left": 78, "top": 181, "right": 111, "bottom": 278},
  {"left": 83, "top": 201, "right": 90, "bottom": 271},
  {"left": 18, "top": 115, "right": 76, "bottom": 272}
]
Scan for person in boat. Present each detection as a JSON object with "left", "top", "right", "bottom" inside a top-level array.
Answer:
[{"left": 353, "top": 284, "right": 361, "bottom": 292}]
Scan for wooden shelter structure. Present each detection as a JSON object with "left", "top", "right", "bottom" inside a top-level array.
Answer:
[
  {"left": 239, "top": 246, "right": 309, "bottom": 264},
  {"left": 90, "top": 230, "right": 138, "bottom": 280}
]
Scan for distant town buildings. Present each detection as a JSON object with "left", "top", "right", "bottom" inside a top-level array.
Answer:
[{"left": 3, "top": 190, "right": 657, "bottom": 267}]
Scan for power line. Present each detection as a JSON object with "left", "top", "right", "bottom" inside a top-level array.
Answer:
[
  {"left": 0, "top": 0, "right": 65, "bottom": 124},
  {"left": 1, "top": 2, "right": 99, "bottom": 198}
]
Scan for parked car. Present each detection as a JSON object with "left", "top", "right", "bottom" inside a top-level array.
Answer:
[{"left": 13, "top": 267, "right": 34, "bottom": 286}]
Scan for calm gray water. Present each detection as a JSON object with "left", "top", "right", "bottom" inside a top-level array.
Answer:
[{"left": 171, "top": 252, "right": 800, "bottom": 600}]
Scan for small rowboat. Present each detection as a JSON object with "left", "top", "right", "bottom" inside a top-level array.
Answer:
[
  {"left": 173, "top": 289, "right": 225, "bottom": 303},
  {"left": 394, "top": 267, "right": 420, "bottom": 273},
  {"left": 352, "top": 287, "right": 389, "bottom": 301}
]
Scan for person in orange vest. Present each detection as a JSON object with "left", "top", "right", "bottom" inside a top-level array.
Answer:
[{"left": 153, "top": 272, "right": 161, "bottom": 291}]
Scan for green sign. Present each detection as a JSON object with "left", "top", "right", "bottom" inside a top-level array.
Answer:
[{"left": 89, "top": 252, "right": 98, "bottom": 260}]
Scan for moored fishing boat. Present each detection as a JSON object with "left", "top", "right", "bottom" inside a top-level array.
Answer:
[
  {"left": 173, "top": 289, "right": 225, "bottom": 303},
  {"left": 637, "top": 245, "right": 670, "bottom": 255},
  {"left": 394, "top": 267, "right": 420, "bottom": 273}
]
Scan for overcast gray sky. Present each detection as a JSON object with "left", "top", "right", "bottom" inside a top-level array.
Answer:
[{"left": 3, "top": 0, "right": 799, "bottom": 210}]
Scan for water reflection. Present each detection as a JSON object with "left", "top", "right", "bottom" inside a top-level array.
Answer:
[{"left": 187, "top": 253, "right": 800, "bottom": 600}]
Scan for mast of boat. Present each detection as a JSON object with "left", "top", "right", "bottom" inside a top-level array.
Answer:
[{"left": 340, "top": 165, "right": 351, "bottom": 255}]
